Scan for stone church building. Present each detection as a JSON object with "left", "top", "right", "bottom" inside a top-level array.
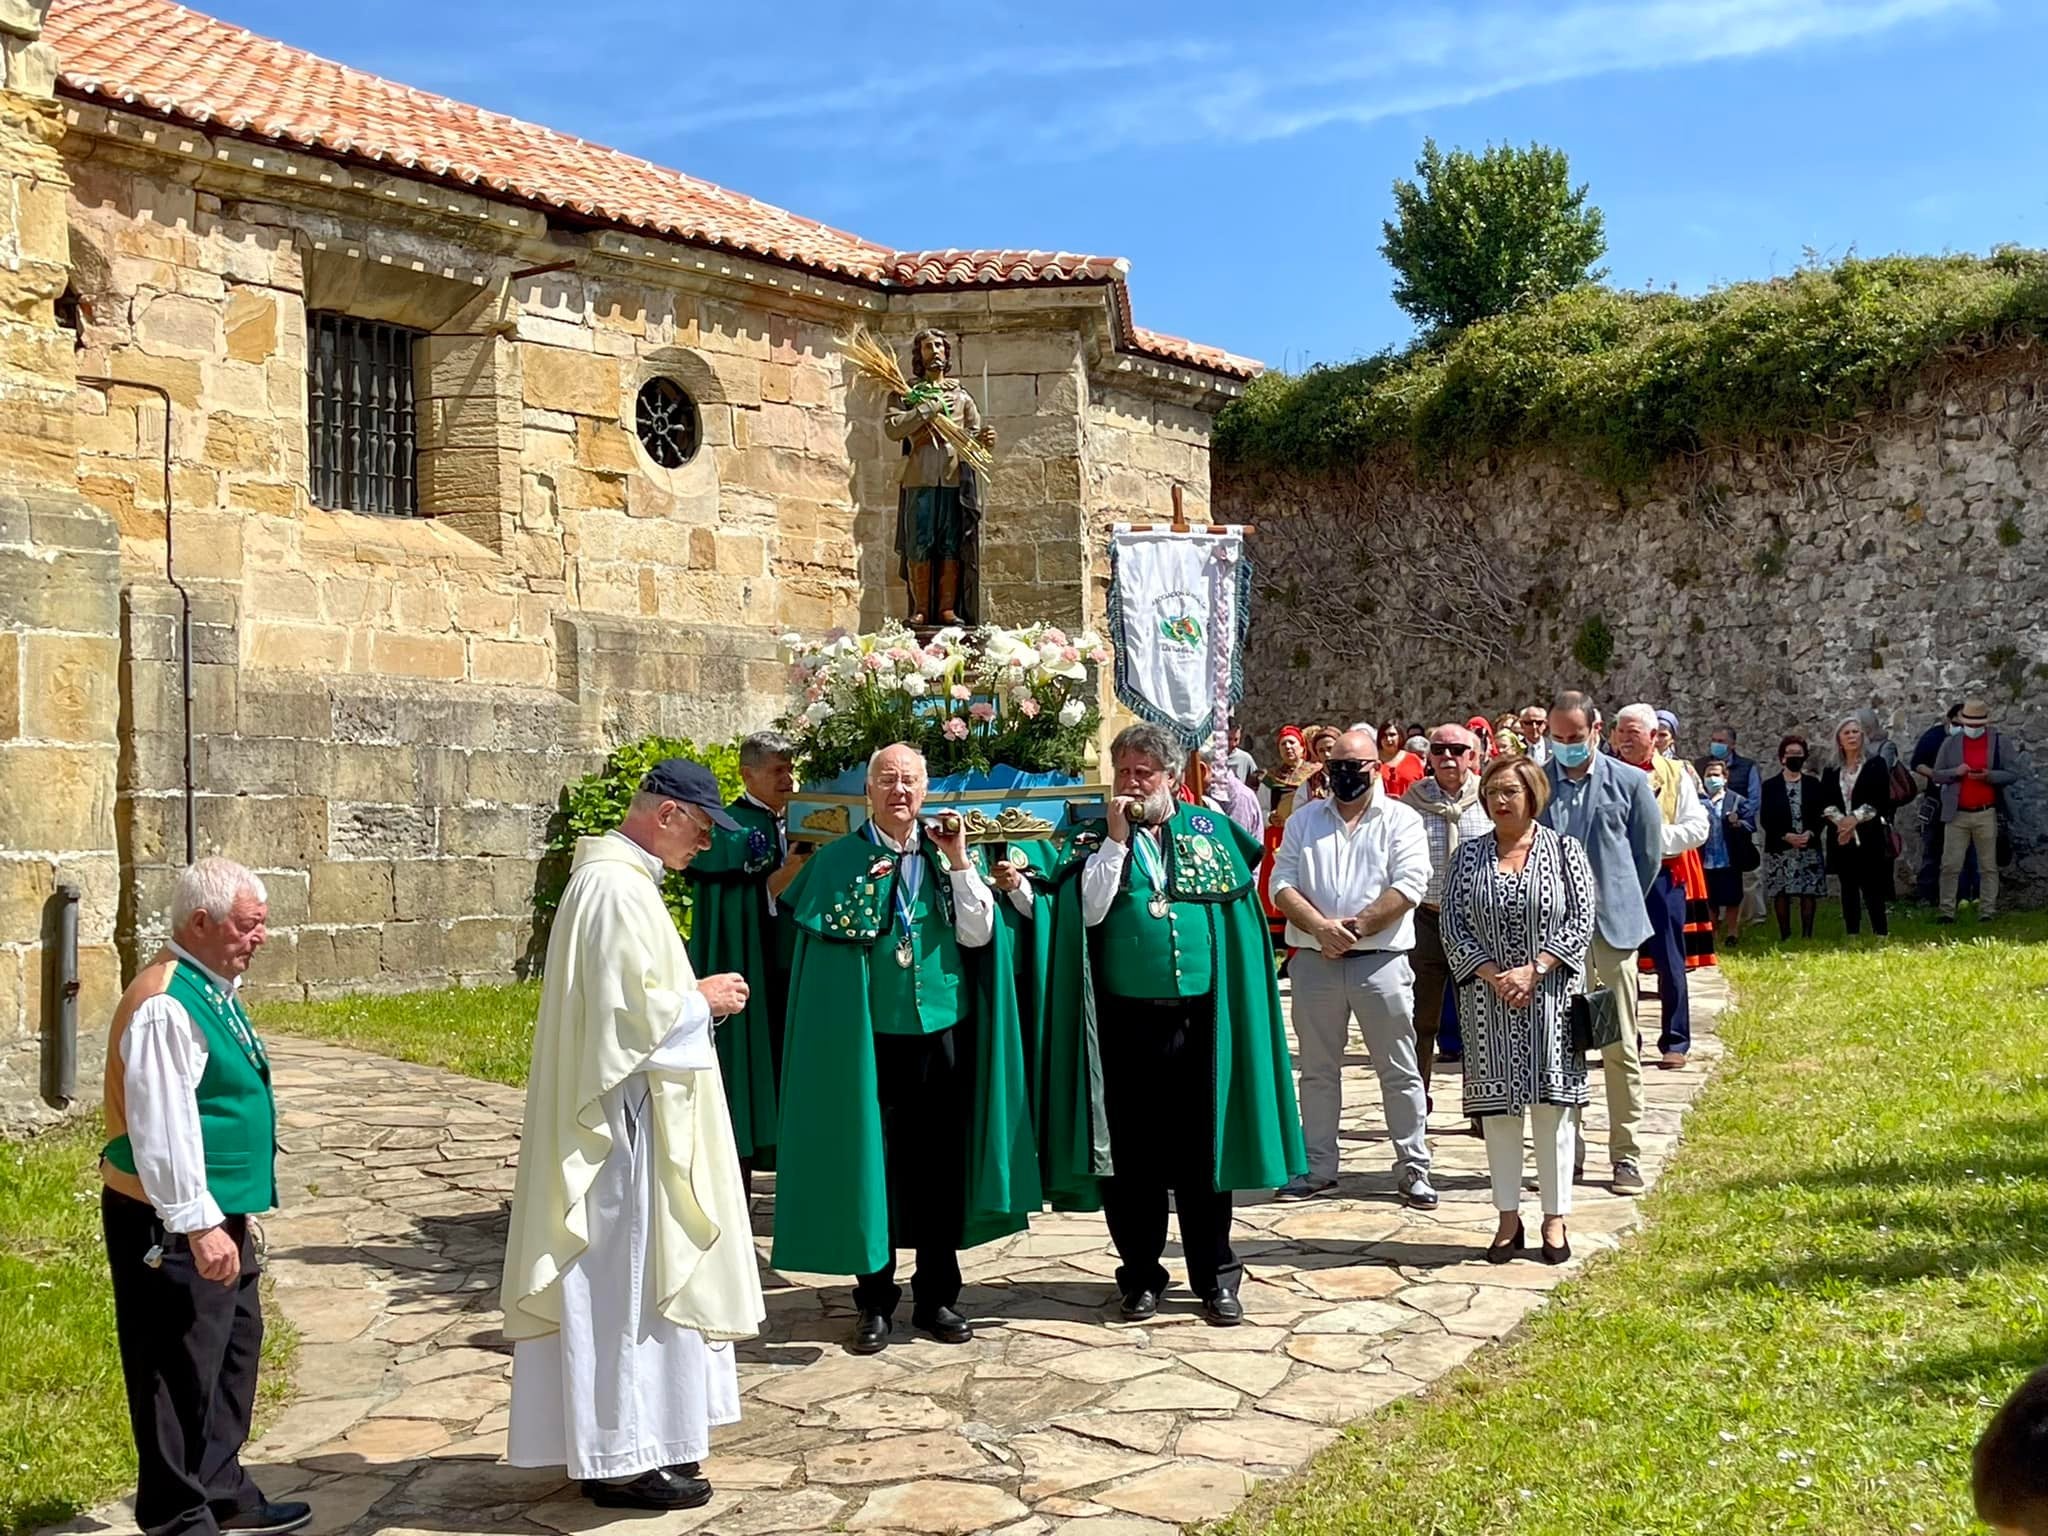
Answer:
[{"left": 0, "top": 0, "right": 1256, "bottom": 1121}]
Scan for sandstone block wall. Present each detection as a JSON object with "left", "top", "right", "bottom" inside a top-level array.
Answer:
[
  {"left": 0, "top": 99, "right": 1240, "bottom": 1102},
  {"left": 1217, "top": 356, "right": 2048, "bottom": 897}
]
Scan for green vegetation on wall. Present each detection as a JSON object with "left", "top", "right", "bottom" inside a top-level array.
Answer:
[{"left": 1215, "top": 249, "right": 2048, "bottom": 486}]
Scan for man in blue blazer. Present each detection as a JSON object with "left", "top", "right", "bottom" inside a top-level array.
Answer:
[{"left": 1538, "top": 690, "right": 1662, "bottom": 1196}]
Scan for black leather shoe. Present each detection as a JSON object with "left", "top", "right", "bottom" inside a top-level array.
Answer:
[
  {"left": 1118, "top": 1287, "right": 1159, "bottom": 1321},
  {"left": 1486, "top": 1219, "right": 1526, "bottom": 1264},
  {"left": 912, "top": 1304, "right": 973, "bottom": 1344},
  {"left": 1541, "top": 1222, "right": 1572, "bottom": 1266},
  {"left": 850, "top": 1310, "right": 892, "bottom": 1354},
  {"left": 1200, "top": 1288, "right": 1244, "bottom": 1326},
  {"left": 585, "top": 1468, "right": 710, "bottom": 1510},
  {"left": 221, "top": 1504, "right": 312, "bottom": 1536}
]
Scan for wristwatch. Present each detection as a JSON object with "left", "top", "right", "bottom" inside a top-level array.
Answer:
[{"left": 1533, "top": 957, "right": 1553, "bottom": 978}]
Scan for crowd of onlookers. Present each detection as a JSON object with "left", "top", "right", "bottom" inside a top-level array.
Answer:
[
  {"left": 1183, "top": 692, "right": 2023, "bottom": 1269},
  {"left": 1223, "top": 692, "right": 2019, "bottom": 945}
]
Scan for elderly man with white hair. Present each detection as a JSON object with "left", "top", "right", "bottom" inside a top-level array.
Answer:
[
  {"left": 100, "top": 857, "right": 311, "bottom": 1536},
  {"left": 771, "top": 743, "right": 1039, "bottom": 1356}
]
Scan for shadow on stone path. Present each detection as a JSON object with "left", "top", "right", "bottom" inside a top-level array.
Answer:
[{"left": 52, "top": 972, "right": 1729, "bottom": 1536}]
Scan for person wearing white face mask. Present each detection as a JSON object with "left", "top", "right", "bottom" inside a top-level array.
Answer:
[
  {"left": 1931, "top": 698, "right": 2014, "bottom": 923},
  {"left": 1697, "top": 758, "right": 1756, "bottom": 947}
]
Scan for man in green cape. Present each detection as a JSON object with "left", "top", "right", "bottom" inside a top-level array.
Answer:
[
  {"left": 1040, "top": 723, "right": 1305, "bottom": 1325},
  {"left": 684, "top": 731, "right": 802, "bottom": 1190},
  {"left": 771, "top": 744, "right": 1039, "bottom": 1355}
]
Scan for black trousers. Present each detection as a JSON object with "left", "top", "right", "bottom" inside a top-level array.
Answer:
[
  {"left": 1100, "top": 994, "right": 1238, "bottom": 1299},
  {"left": 853, "top": 1024, "right": 968, "bottom": 1318},
  {"left": 102, "top": 1189, "right": 264, "bottom": 1536},
  {"left": 1410, "top": 907, "right": 1451, "bottom": 1087}
]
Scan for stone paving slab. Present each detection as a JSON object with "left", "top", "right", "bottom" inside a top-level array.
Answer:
[{"left": 53, "top": 971, "right": 1728, "bottom": 1536}]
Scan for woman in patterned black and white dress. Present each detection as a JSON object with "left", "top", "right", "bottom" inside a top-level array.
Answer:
[{"left": 1441, "top": 757, "right": 1596, "bottom": 1265}]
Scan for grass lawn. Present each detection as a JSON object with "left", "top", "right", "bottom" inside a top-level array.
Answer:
[
  {"left": 0, "top": 1121, "right": 296, "bottom": 1536},
  {"left": 260, "top": 979, "right": 542, "bottom": 1087},
  {"left": 1222, "top": 905, "right": 2048, "bottom": 1536}
]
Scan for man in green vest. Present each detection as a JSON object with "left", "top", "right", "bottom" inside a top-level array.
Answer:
[
  {"left": 1041, "top": 723, "right": 1306, "bottom": 1325},
  {"left": 685, "top": 730, "right": 804, "bottom": 1191},
  {"left": 771, "top": 743, "right": 1039, "bottom": 1355},
  {"left": 100, "top": 857, "right": 310, "bottom": 1536}
]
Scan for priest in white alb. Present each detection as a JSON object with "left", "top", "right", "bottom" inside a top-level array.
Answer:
[{"left": 502, "top": 758, "right": 766, "bottom": 1511}]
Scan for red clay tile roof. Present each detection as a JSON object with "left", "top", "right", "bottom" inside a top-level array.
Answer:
[{"left": 44, "top": 0, "right": 1259, "bottom": 380}]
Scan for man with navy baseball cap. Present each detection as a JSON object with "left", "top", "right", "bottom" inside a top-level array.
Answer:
[{"left": 504, "top": 754, "right": 762, "bottom": 1510}]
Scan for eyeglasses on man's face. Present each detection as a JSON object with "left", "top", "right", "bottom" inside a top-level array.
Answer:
[{"left": 1428, "top": 742, "right": 1472, "bottom": 758}]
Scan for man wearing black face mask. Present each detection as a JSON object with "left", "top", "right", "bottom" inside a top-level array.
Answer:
[{"left": 1270, "top": 729, "right": 1435, "bottom": 1207}]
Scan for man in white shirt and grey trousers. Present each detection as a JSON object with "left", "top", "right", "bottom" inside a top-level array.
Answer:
[{"left": 1269, "top": 727, "right": 1438, "bottom": 1208}]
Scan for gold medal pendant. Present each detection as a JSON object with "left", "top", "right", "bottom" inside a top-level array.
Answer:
[
  {"left": 895, "top": 935, "right": 916, "bottom": 968},
  {"left": 1148, "top": 894, "right": 1170, "bottom": 919}
]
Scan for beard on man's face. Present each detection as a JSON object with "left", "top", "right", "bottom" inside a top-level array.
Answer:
[{"left": 1131, "top": 786, "right": 1179, "bottom": 825}]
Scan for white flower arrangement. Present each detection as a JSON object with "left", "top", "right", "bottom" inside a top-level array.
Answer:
[{"left": 779, "top": 621, "right": 1108, "bottom": 780}]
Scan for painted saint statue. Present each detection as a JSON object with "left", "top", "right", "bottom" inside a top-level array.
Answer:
[{"left": 884, "top": 328, "right": 995, "bottom": 625}]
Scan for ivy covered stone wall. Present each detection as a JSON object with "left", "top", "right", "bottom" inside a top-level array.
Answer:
[{"left": 1218, "top": 351, "right": 2048, "bottom": 898}]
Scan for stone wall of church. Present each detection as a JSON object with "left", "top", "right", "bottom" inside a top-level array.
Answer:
[
  {"left": 11, "top": 103, "right": 1239, "bottom": 1042},
  {"left": 1216, "top": 352, "right": 2048, "bottom": 898}
]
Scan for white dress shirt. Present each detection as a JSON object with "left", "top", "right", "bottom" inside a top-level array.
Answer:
[
  {"left": 606, "top": 831, "right": 714, "bottom": 1064},
  {"left": 120, "top": 941, "right": 245, "bottom": 1233},
  {"left": 1268, "top": 785, "right": 1432, "bottom": 951},
  {"left": 1080, "top": 832, "right": 1144, "bottom": 928},
  {"left": 1658, "top": 771, "right": 1710, "bottom": 857},
  {"left": 867, "top": 820, "right": 997, "bottom": 947}
]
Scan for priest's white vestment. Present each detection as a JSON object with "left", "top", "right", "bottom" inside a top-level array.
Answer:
[{"left": 503, "top": 831, "right": 765, "bottom": 1480}]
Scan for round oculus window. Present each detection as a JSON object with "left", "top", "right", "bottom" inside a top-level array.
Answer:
[{"left": 634, "top": 376, "right": 701, "bottom": 468}]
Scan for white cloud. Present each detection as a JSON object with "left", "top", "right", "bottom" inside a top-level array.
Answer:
[{"left": 595, "top": 0, "right": 1984, "bottom": 165}]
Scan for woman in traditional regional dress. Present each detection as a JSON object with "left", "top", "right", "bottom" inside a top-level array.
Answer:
[{"left": 1441, "top": 756, "right": 1596, "bottom": 1267}]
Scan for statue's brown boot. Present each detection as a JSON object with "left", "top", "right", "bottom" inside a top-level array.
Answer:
[
  {"left": 907, "top": 562, "right": 932, "bottom": 624},
  {"left": 937, "top": 559, "right": 962, "bottom": 623}
]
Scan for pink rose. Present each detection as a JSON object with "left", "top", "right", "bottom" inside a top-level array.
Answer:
[
  {"left": 805, "top": 685, "right": 823, "bottom": 703},
  {"left": 1089, "top": 647, "right": 1113, "bottom": 666},
  {"left": 861, "top": 653, "right": 887, "bottom": 672},
  {"left": 970, "top": 702, "right": 997, "bottom": 723},
  {"left": 1018, "top": 698, "right": 1042, "bottom": 718},
  {"left": 887, "top": 647, "right": 915, "bottom": 664},
  {"left": 942, "top": 717, "right": 970, "bottom": 741},
  {"left": 1043, "top": 628, "right": 1068, "bottom": 646},
  {"left": 1060, "top": 646, "right": 1080, "bottom": 664},
  {"left": 950, "top": 685, "right": 972, "bottom": 702},
  {"left": 787, "top": 663, "right": 810, "bottom": 686}
]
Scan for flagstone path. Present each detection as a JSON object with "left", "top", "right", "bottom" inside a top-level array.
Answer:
[{"left": 60, "top": 973, "right": 1728, "bottom": 1536}]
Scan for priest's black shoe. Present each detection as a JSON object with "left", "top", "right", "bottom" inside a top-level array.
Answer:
[
  {"left": 1119, "top": 1287, "right": 1160, "bottom": 1321},
  {"left": 1201, "top": 1288, "right": 1245, "bottom": 1326},
  {"left": 912, "top": 1304, "right": 974, "bottom": 1344},
  {"left": 850, "top": 1310, "right": 892, "bottom": 1354},
  {"left": 220, "top": 1503, "right": 313, "bottom": 1536},
  {"left": 584, "top": 1468, "right": 711, "bottom": 1511}
]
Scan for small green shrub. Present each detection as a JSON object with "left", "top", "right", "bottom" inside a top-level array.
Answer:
[
  {"left": 1572, "top": 615, "right": 1615, "bottom": 674},
  {"left": 537, "top": 735, "right": 743, "bottom": 934},
  {"left": 1997, "top": 514, "right": 2023, "bottom": 546}
]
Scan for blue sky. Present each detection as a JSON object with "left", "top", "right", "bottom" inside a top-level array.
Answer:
[{"left": 196, "top": 0, "right": 2043, "bottom": 369}]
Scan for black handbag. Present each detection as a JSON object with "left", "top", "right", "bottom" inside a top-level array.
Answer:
[{"left": 1570, "top": 987, "right": 1624, "bottom": 1054}]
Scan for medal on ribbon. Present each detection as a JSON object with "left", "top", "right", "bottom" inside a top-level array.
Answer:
[
  {"left": 1131, "top": 829, "right": 1170, "bottom": 919},
  {"left": 866, "top": 822, "right": 924, "bottom": 969}
]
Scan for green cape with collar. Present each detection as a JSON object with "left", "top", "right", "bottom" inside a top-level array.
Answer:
[
  {"left": 683, "top": 797, "right": 789, "bottom": 1165},
  {"left": 1039, "top": 802, "right": 1305, "bottom": 1209},
  {"left": 769, "top": 830, "right": 1041, "bottom": 1277}
]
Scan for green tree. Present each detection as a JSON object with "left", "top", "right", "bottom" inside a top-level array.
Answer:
[{"left": 1380, "top": 138, "right": 1608, "bottom": 332}]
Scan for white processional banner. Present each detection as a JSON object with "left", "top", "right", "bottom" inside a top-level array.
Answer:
[{"left": 1107, "top": 526, "right": 1251, "bottom": 753}]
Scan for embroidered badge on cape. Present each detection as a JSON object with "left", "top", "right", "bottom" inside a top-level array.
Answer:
[{"left": 1189, "top": 813, "right": 1216, "bottom": 835}]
